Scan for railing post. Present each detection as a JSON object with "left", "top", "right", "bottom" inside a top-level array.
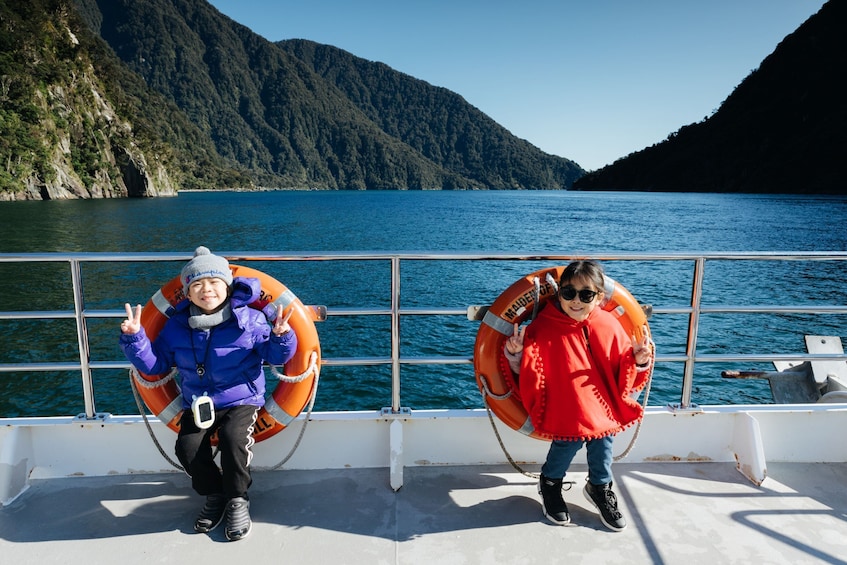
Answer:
[
  {"left": 390, "top": 256, "right": 401, "bottom": 413},
  {"left": 70, "top": 259, "right": 97, "bottom": 419},
  {"left": 680, "top": 257, "right": 705, "bottom": 409}
]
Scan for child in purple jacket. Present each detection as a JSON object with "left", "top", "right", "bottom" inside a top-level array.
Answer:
[{"left": 120, "top": 247, "right": 297, "bottom": 541}]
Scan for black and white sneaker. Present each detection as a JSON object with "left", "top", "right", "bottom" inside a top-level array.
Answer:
[
  {"left": 583, "top": 480, "right": 627, "bottom": 531},
  {"left": 225, "top": 496, "right": 252, "bottom": 541},
  {"left": 194, "top": 494, "right": 226, "bottom": 533},
  {"left": 538, "top": 474, "right": 571, "bottom": 526}
]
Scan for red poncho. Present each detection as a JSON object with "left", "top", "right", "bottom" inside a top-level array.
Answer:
[{"left": 518, "top": 303, "right": 647, "bottom": 441}]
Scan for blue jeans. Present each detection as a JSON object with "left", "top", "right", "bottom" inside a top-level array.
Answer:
[{"left": 541, "top": 435, "right": 614, "bottom": 485}]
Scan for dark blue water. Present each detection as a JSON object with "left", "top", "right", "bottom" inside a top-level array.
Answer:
[{"left": 2, "top": 190, "right": 846, "bottom": 417}]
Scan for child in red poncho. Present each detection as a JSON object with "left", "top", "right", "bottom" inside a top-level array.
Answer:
[{"left": 504, "top": 260, "right": 651, "bottom": 531}]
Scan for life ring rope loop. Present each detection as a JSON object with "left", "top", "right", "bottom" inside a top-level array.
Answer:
[
  {"left": 477, "top": 373, "right": 513, "bottom": 401},
  {"left": 269, "top": 351, "right": 319, "bottom": 383},
  {"left": 130, "top": 366, "right": 178, "bottom": 389},
  {"left": 530, "top": 276, "right": 542, "bottom": 320},
  {"left": 545, "top": 272, "right": 558, "bottom": 293}
]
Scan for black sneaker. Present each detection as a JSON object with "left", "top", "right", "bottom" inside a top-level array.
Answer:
[
  {"left": 583, "top": 480, "right": 627, "bottom": 531},
  {"left": 538, "top": 474, "right": 571, "bottom": 525},
  {"left": 225, "top": 496, "right": 252, "bottom": 541},
  {"left": 194, "top": 494, "right": 226, "bottom": 533}
]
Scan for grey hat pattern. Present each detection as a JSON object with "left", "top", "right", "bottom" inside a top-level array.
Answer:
[{"left": 181, "top": 246, "right": 233, "bottom": 292}]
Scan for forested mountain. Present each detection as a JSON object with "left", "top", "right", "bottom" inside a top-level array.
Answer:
[
  {"left": 75, "top": 0, "right": 583, "bottom": 191},
  {"left": 574, "top": 0, "right": 845, "bottom": 194},
  {"left": 277, "top": 39, "right": 578, "bottom": 190},
  {"left": 0, "top": 0, "right": 582, "bottom": 199}
]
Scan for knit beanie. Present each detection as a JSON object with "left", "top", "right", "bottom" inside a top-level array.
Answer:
[{"left": 180, "top": 246, "right": 233, "bottom": 293}]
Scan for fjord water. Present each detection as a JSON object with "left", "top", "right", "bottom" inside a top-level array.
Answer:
[{"left": 1, "top": 190, "right": 846, "bottom": 417}]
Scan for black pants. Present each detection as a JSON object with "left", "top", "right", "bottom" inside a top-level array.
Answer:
[{"left": 175, "top": 404, "right": 258, "bottom": 499}]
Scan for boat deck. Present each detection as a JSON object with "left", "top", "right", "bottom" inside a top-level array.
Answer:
[{"left": 2, "top": 462, "right": 845, "bottom": 565}]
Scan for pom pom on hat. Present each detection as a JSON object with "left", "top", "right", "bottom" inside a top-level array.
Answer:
[{"left": 180, "top": 246, "right": 233, "bottom": 292}]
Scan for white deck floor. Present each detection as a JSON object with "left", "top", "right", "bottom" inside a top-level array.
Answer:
[{"left": 2, "top": 462, "right": 845, "bottom": 565}]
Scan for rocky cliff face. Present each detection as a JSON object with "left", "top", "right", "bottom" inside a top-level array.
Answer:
[
  {"left": 0, "top": 2, "right": 178, "bottom": 201},
  {"left": 1, "top": 65, "right": 176, "bottom": 202}
]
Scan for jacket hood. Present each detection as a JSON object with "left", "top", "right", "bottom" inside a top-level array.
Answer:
[{"left": 230, "top": 276, "right": 261, "bottom": 308}]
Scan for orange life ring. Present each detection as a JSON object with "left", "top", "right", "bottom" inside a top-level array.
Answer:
[
  {"left": 132, "top": 265, "right": 321, "bottom": 443},
  {"left": 473, "top": 266, "right": 653, "bottom": 440}
]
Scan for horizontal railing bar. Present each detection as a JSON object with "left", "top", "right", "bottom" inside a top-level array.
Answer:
[
  {"left": 326, "top": 307, "right": 391, "bottom": 316},
  {"left": 97, "top": 357, "right": 477, "bottom": 369},
  {"left": 400, "top": 308, "right": 470, "bottom": 316},
  {"left": 688, "top": 353, "right": 847, "bottom": 363},
  {"left": 699, "top": 305, "right": 847, "bottom": 314},
  {"left": 5, "top": 351, "right": 845, "bottom": 375},
  {"left": 401, "top": 356, "right": 473, "bottom": 365},
  {"left": 0, "top": 363, "right": 84, "bottom": 372},
  {"left": 320, "top": 357, "right": 393, "bottom": 367},
  {"left": 656, "top": 356, "right": 696, "bottom": 363},
  {"left": 2, "top": 306, "right": 395, "bottom": 320},
  {"left": 4, "top": 304, "right": 845, "bottom": 322},
  {"left": 323, "top": 356, "right": 476, "bottom": 367},
  {"left": 652, "top": 306, "right": 847, "bottom": 315},
  {"left": 0, "top": 311, "right": 78, "bottom": 320},
  {"left": 79, "top": 309, "right": 128, "bottom": 319},
  {"left": 651, "top": 307, "right": 693, "bottom": 315},
  {"left": 89, "top": 361, "right": 132, "bottom": 370},
  {"left": 4, "top": 251, "right": 847, "bottom": 262},
  {"left": 654, "top": 354, "right": 847, "bottom": 363}
]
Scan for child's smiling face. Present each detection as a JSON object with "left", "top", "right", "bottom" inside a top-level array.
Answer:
[
  {"left": 187, "top": 277, "right": 230, "bottom": 314},
  {"left": 557, "top": 276, "right": 602, "bottom": 323}
]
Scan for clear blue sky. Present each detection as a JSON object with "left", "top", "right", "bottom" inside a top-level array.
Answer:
[{"left": 207, "top": 0, "right": 827, "bottom": 172}]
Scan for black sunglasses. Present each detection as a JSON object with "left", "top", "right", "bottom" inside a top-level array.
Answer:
[{"left": 559, "top": 286, "right": 599, "bottom": 303}]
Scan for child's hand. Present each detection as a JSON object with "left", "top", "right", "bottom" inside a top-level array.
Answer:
[
  {"left": 505, "top": 323, "right": 525, "bottom": 355},
  {"left": 272, "top": 304, "right": 293, "bottom": 336},
  {"left": 632, "top": 325, "right": 651, "bottom": 365},
  {"left": 121, "top": 303, "right": 142, "bottom": 335}
]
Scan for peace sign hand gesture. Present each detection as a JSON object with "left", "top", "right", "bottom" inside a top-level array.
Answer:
[
  {"left": 631, "top": 325, "right": 652, "bottom": 366},
  {"left": 121, "top": 303, "right": 142, "bottom": 335},
  {"left": 272, "top": 304, "right": 294, "bottom": 336},
  {"left": 505, "top": 323, "right": 525, "bottom": 355}
]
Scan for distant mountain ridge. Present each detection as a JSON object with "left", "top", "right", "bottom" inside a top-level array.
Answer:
[
  {"left": 2, "top": 0, "right": 839, "bottom": 199},
  {"left": 277, "top": 39, "right": 579, "bottom": 190},
  {"left": 77, "top": 0, "right": 583, "bottom": 191},
  {"left": 574, "top": 0, "right": 845, "bottom": 194}
]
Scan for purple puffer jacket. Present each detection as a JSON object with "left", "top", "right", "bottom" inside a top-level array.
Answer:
[{"left": 120, "top": 276, "right": 297, "bottom": 410}]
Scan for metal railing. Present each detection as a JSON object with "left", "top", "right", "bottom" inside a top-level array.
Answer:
[{"left": 2, "top": 251, "right": 847, "bottom": 419}]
